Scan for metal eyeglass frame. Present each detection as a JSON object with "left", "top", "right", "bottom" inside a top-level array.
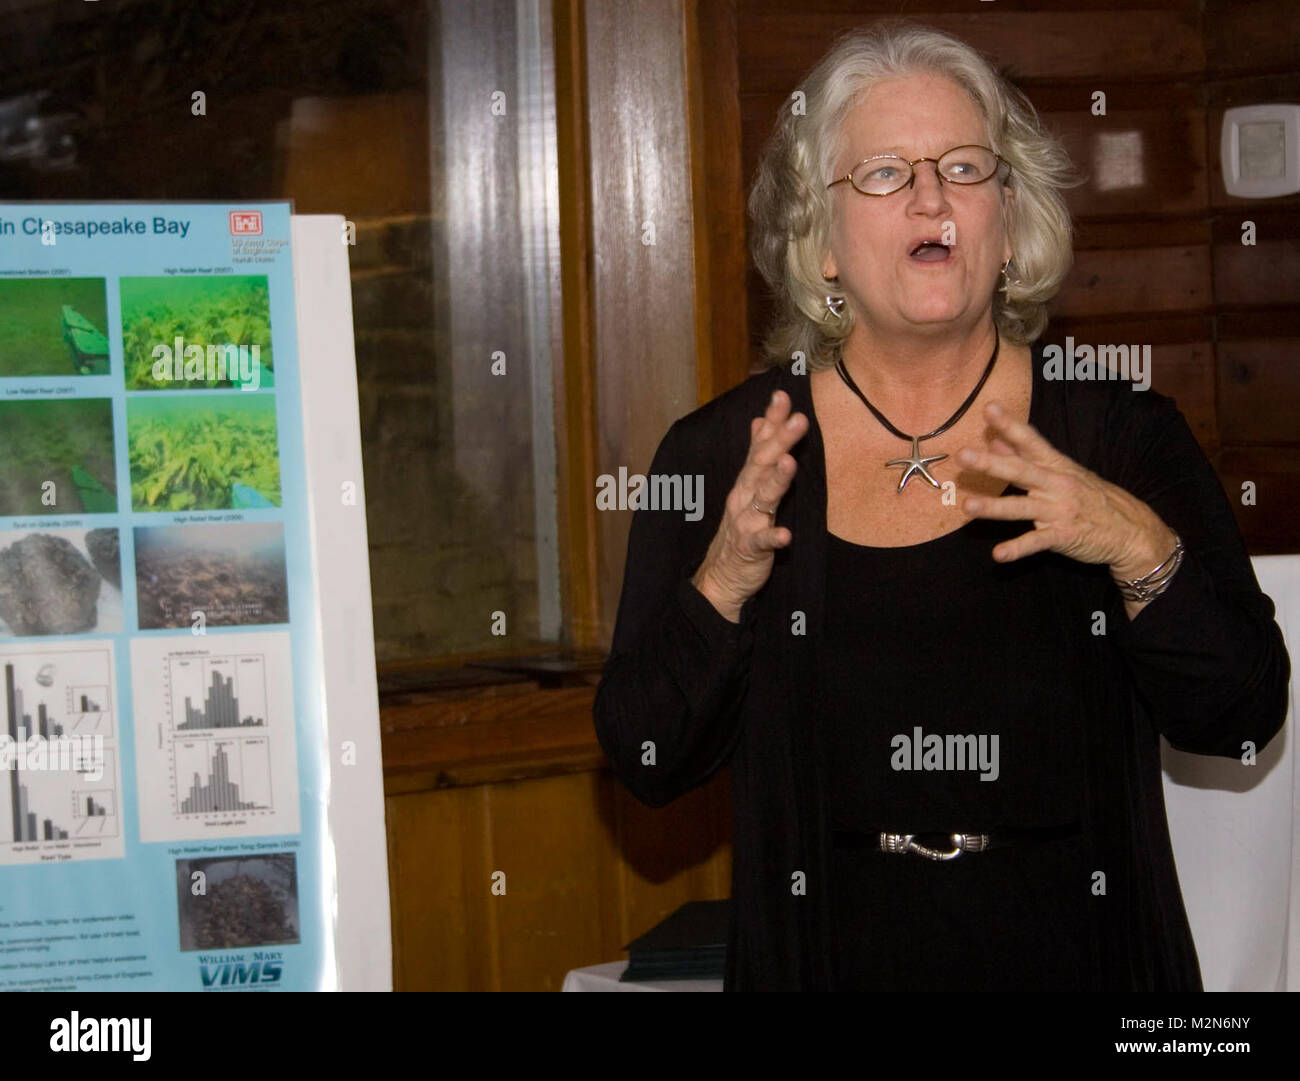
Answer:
[{"left": 826, "top": 144, "right": 1011, "bottom": 196}]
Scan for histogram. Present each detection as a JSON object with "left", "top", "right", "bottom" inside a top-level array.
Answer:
[
  {"left": 178, "top": 667, "right": 265, "bottom": 730},
  {"left": 179, "top": 740, "right": 271, "bottom": 813}
]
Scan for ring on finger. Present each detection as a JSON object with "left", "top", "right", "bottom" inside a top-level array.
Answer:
[{"left": 751, "top": 500, "right": 776, "bottom": 516}]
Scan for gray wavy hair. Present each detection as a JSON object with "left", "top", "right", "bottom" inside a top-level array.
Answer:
[{"left": 748, "top": 20, "right": 1082, "bottom": 372}]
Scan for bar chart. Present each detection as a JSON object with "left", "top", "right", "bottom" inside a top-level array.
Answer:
[
  {"left": 7, "top": 748, "right": 119, "bottom": 844},
  {"left": 12, "top": 775, "right": 70, "bottom": 840},
  {"left": 70, "top": 683, "right": 112, "bottom": 732},
  {"left": 0, "top": 643, "right": 123, "bottom": 864},
  {"left": 74, "top": 788, "right": 116, "bottom": 820}
]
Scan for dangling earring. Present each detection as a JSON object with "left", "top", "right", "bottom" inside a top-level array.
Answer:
[
  {"left": 824, "top": 295, "right": 845, "bottom": 320},
  {"left": 999, "top": 257, "right": 1021, "bottom": 293}
]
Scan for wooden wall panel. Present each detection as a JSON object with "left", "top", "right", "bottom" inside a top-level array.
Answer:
[
  {"left": 385, "top": 768, "right": 731, "bottom": 991},
  {"left": 1217, "top": 448, "right": 1300, "bottom": 553},
  {"left": 555, "top": 0, "right": 604, "bottom": 650},
  {"left": 1203, "top": 0, "right": 1300, "bottom": 555},
  {"left": 1044, "top": 108, "right": 1209, "bottom": 219},
  {"left": 1203, "top": 0, "right": 1300, "bottom": 78},
  {"left": 1143, "top": 343, "right": 1217, "bottom": 447},
  {"left": 690, "top": 0, "right": 751, "bottom": 399},
  {"left": 386, "top": 787, "right": 477, "bottom": 990},
  {"left": 585, "top": 0, "right": 701, "bottom": 639},
  {"left": 1055, "top": 247, "right": 1213, "bottom": 317},
  {"left": 736, "top": 11, "right": 1203, "bottom": 93},
  {"left": 608, "top": 768, "right": 732, "bottom": 953},
  {"left": 488, "top": 772, "right": 608, "bottom": 990},
  {"left": 1213, "top": 231, "right": 1300, "bottom": 307},
  {"left": 1218, "top": 339, "right": 1300, "bottom": 447}
]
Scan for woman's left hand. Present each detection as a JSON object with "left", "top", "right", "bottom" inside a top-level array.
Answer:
[{"left": 956, "top": 400, "right": 1177, "bottom": 583}]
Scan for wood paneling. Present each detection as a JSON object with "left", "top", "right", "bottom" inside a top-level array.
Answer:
[
  {"left": 608, "top": 768, "right": 732, "bottom": 964},
  {"left": 1203, "top": 0, "right": 1300, "bottom": 77},
  {"left": 1203, "top": 0, "right": 1300, "bottom": 544},
  {"left": 689, "top": 0, "right": 751, "bottom": 400},
  {"left": 1212, "top": 231, "right": 1300, "bottom": 307},
  {"left": 1055, "top": 247, "right": 1213, "bottom": 316},
  {"left": 489, "top": 772, "right": 608, "bottom": 990},
  {"left": 736, "top": 11, "right": 1203, "bottom": 93},
  {"left": 585, "top": 0, "right": 702, "bottom": 638},
  {"left": 738, "top": 0, "right": 1196, "bottom": 9},
  {"left": 554, "top": 0, "right": 604, "bottom": 650},
  {"left": 1045, "top": 108, "right": 1209, "bottom": 218},
  {"left": 385, "top": 765, "right": 731, "bottom": 990},
  {"left": 386, "top": 784, "right": 475, "bottom": 990},
  {"left": 1072, "top": 220, "right": 1210, "bottom": 250},
  {"left": 1216, "top": 448, "right": 1300, "bottom": 554},
  {"left": 1218, "top": 339, "right": 1300, "bottom": 446},
  {"left": 382, "top": 683, "right": 605, "bottom": 795},
  {"left": 1037, "top": 333, "right": 1217, "bottom": 446}
]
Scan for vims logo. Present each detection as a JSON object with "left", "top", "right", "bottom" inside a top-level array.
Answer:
[{"left": 199, "top": 951, "right": 284, "bottom": 988}]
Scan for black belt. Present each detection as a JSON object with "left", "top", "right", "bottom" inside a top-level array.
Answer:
[{"left": 831, "top": 821, "right": 1081, "bottom": 860}]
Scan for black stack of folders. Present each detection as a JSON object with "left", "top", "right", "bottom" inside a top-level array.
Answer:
[{"left": 619, "top": 900, "right": 729, "bottom": 983}]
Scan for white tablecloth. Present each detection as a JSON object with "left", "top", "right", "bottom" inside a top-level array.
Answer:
[
  {"left": 1161, "top": 553, "right": 1299, "bottom": 991},
  {"left": 560, "top": 961, "right": 721, "bottom": 992}
]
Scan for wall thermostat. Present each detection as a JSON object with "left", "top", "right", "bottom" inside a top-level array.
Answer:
[{"left": 1220, "top": 104, "right": 1300, "bottom": 198}]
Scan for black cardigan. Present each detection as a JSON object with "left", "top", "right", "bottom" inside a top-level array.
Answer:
[{"left": 593, "top": 341, "right": 1291, "bottom": 990}]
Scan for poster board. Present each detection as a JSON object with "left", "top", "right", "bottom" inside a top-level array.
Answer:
[{"left": 0, "top": 202, "right": 390, "bottom": 991}]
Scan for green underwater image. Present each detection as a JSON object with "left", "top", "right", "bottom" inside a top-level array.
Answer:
[
  {"left": 0, "top": 399, "right": 117, "bottom": 514},
  {"left": 121, "top": 275, "right": 274, "bottom": 390},
  {"left": 0, "top": 278, "right": 110, "bottom": 376},
  {"left": 127, "top": 393, "right": 281, "bottom": 512}
]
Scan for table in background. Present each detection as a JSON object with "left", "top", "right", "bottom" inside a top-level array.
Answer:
[{"left": 561, "top": 961, "right": 722, "bottom": 992}]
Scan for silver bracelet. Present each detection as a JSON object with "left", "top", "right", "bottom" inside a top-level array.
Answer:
[{"left": 1111, "top": 533, "right": 1185, "bottom": 602}]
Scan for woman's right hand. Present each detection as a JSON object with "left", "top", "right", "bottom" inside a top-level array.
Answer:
[{"left": 691, "top": 390, "right": 808, "bottom": 622}]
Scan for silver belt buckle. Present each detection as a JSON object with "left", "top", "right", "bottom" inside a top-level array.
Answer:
[{"left": 879, "top": 832, "right": 991, "bottom": 860}]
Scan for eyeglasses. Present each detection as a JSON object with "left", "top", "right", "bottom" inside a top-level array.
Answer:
[{"left": 827, "top": 144, "right": 1010, "bottom": 196}]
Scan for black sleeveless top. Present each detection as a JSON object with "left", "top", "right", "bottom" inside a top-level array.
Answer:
[
  {"left": 820, "top": 517, "right": 1098, "bottom": 990},
  {"left": 820, "top": 514, "right": 1086, "bottom": 832}
]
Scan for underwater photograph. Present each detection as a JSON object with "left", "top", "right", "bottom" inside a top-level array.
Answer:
[
  {"left": 127, "top": 392, "right": 281, "bottom": 512},
  {"left": 121, "top": 275, "right": 274, "bottom": 390},
  {"left": 0, "top": 277, "right": 110, "bottom": 376},
  {"left": 134, "top": 521, "right": 289, "bottom": 629},
  {"left": 0, "top": 527, "right": 122, "bottom": 636},
  {"left": 175, "top": 853, "right": 301, "bottom": 951},
  {"left": 0, "top": 398, "right": 118, "bottom": 515}
]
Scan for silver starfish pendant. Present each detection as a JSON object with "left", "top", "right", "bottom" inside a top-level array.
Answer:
[{"left": 885, "top": 435, "right": 947, "bottom": 492}]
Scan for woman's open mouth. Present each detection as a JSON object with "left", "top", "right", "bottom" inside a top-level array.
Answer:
[{"left": 908, "top": 240, "right": 951, "bottom": 263}]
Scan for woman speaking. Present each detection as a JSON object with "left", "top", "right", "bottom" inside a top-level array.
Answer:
[{"left": 593, "top": 22, "right": 1290, "bottom": 991}]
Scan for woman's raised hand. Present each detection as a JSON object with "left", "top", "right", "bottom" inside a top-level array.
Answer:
[
  {"left": 691, "top": 390, "right": 808, "bottom": 622},
  {"left": 957, "top": 400, "right": 1178, "bottom": 598}
]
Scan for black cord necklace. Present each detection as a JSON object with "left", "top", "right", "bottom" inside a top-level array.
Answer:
[{"left": 833, "top": 327, "right": 1000, "bottom": 493}]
